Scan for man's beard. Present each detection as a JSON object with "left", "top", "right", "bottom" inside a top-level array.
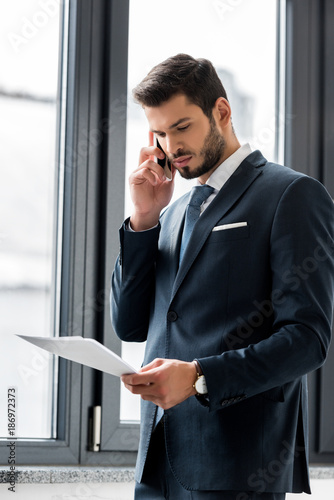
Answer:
[{"left": 171, "top": 119, "right": 226, "bottom": 180}]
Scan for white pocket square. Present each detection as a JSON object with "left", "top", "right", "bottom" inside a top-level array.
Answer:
[{"left": 212, "top": 222, "right": 248, "bottom": 232}]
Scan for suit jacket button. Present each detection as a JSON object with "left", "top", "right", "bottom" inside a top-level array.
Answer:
[{"left": 167, "top": 311, "right": 178, "bottom": 322}]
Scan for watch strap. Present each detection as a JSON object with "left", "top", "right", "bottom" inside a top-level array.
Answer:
[
  {"left": 192, "top": 359, "right": 208, "bottom": 395},
  {"left": 193, "top": 359, "right": 203, "bottom": 376}
]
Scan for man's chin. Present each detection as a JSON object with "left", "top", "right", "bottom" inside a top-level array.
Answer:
[
  {"left": 177, "top": 164, "right": 213, "bottom": 180},
  {"left": 177, "top": 166, "right": 195, "bottom": 180}
]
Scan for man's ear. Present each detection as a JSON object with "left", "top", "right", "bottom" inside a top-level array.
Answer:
[{"left": 213, "top": 97, "right": 231, "bottom": 130}]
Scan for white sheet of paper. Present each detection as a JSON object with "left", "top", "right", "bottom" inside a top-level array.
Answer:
[{"left": 16, "top": 335, "right": 136, "bottom": 377}]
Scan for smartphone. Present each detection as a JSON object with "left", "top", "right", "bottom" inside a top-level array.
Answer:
[{"left": 156, "top": 139, "right": 172, "bottom": 181}]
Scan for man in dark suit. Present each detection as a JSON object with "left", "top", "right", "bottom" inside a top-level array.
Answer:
[{"left": 111, "top": 54, "right": 334, "bottom": 499}]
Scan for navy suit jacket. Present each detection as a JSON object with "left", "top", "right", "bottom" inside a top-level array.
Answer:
[{"left": 111, "top": 151, "right": 334, "bottom": 493}]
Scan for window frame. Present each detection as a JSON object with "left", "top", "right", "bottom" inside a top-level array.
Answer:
[
  {"left": 0, "top": 0, "right": 130, "bottom": 466},
  {"left": 0, "top": 0, "right": 81, "bottom": 465}
]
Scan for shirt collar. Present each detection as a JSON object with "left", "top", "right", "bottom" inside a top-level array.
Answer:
[{"left": 202, "top": 143, "right": 252, "bottom": 192}]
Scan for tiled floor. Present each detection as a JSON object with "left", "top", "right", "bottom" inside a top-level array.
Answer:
[{"left": 286, "top": 479, "right": 334, "bottom": 499}]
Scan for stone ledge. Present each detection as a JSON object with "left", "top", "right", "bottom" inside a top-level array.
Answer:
[
  {"left": 310, "top": 467, "right": 334, "bottom": 480},
  {"left": 0, "top": 466, "right": 333, "bottom": 484},
  {"left": 0, "top": 466, "right": 135, "bottom": 484}
]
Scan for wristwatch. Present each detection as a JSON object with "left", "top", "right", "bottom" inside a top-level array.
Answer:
[{"left": 193, "top": 360, "right": 208, "bottom": 395}]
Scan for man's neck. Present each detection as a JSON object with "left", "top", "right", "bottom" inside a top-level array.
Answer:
[{"left": 198, "top": 139, "right": 241, "bottom": 184}]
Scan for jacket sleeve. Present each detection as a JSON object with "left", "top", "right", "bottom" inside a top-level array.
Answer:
[
  {"left": 198, "top": 176, "right": 334, "bottom": 412},
  {"left": 110, "top": 219, "right": 161, "bottom": 342}
]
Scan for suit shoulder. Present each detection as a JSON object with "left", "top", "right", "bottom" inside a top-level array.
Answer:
[
  {"left": 257, "top": 163, "right": 333, "bottom": 223},
  {"left": 242, "top": 153, "right": 333, "bottom": 212},
  {"left": 261, "top": 161, "right": 305, "bottom": 181},
  {"left": 260, "top": 161, "right": 330, "bottom": 196}
]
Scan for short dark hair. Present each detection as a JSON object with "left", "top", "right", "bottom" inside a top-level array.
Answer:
[{"left": 132, "top": 54, "right": 228, "bottom": 118}]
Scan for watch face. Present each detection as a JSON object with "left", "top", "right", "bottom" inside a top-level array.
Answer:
[{"left": 195, "top": 375, "right": 208, "bottom": 395}]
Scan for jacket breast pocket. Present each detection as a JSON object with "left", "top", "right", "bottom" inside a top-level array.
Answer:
[{"left": 208, "top": 224, "right": 250, "bottom": 243}]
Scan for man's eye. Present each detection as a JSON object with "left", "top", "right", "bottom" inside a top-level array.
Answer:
[{"left": 177, "top": 125, "right": 189, "bottom": 132}]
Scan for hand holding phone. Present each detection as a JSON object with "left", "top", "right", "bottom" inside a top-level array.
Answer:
[
  {"left": 128, "top": 133, "right": 174, "bottom": 231},
  {"left": 155, "top": 138, "right": 172, "bottom": 181}
]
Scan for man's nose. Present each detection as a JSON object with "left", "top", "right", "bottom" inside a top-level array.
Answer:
[{"left": 165, "top": 136, "right": 181, "bottom": 156}]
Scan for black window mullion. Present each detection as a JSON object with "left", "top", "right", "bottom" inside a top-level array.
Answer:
[
  {"left": 285, "top": 0, "right": 334, "bottom": 464},
  {"left": 312, "top": 0, "right": 334, "bottom": 463},
  {"left": 284, "top": 0, "right": 323, "bottom": 180},
  {"left": 323, "top": 0, "right": 334, "bottom": 198},
  {"left": 95, "top": 0, "right": 140, "bottom": 465}
]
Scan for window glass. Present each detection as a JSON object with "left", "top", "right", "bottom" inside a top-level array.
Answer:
[
  {"left": 0, "top": 0, "right": 63, "bottom": 438},
  {"left": 123, "top": 0, "right": 279, "bottom": 421}
]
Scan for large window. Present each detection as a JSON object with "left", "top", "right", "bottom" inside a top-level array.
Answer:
[
  {"left": 121, "top": 0, "right": 280, "bottom": 422},
  {"left": 0, "top": 0, "right": 64, "bottom": 439}
]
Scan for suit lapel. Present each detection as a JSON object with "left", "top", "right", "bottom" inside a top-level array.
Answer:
[{"left": 171, "top": 155, "right": 264, "bottom": 300}]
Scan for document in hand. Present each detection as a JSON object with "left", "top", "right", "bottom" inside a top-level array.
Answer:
[{"left": 16, "top": 335, "right": 136, "bottom": 377}]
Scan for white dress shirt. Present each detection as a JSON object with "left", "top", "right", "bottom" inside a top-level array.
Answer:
[{"left": 199, "top": 143, "right": 252, "bottom": 214}]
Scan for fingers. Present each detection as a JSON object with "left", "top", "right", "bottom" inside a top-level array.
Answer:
[
  {"left": 122, "top": 383, "right": 170, "bottom": 409},
  {"left": 121, "top": 368, "right": 168, "bottom": 408},
  {"left": 121, "top": 360, "right": 167, "bottom": 402},
  {"left": 121, "top": 359, "right": 196, "bottom": 410},
  {"left": 122, "top": 359, "right": 179, "bottom": 409},
  {"left": 139, "top": 145, "right": 165, "bottom": 166},
  {"left": 122, "top": 370, "right": 154, "bottom": 387},
  {"left": 134, "top": 160, "right": 167, "bottom": 185},
  {"left": 122, "top": 382, "right": 151, "bottom": 396},
  {"left": 139, "top": 160, "right": 166, "bottom": 185},
  {"left": 139, "top": 358, "right": 165, "bottom": 372},
  {"left": 121, "top": 360, "right": 164, "bottom": 386}
]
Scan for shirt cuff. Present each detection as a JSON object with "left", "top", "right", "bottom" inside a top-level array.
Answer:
[{"left": 126, "top": 220, "right": 159, "bottom": 232}]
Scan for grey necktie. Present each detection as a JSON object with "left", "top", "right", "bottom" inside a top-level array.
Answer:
[{"left": 179, "top": 184, "right": 214, "bottom": 263}]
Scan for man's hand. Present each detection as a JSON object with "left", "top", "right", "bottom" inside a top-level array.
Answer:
[
  {"left": 121, "top": 358, "right": 198, "bottom": 410},
  {"left": 129, "top": 145, "right": 176, "bottom": 231}
]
